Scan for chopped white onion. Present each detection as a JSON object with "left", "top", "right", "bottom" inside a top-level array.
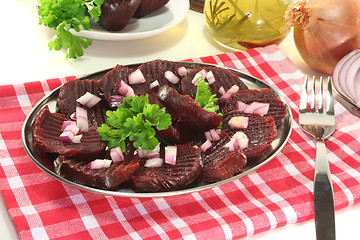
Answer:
[
  {"left": 206, "top": 71, "right": 216, "bottom": 84},
  {"left": 228, "top": 116, "right": 249, "bottom": 129},
  {"left": 76, "top": 92, "right": 101, "bottom": 108},
  {"left": 137, "top": 143, "right": 160, "bottom": 158},
  {"left": 177, "top": 66, "right": 188, "bottom": 77},
  {"left": 210, "top": 129, "right": 221, "bottom": 141},
  {"left": 72, "top": 134, "right": 83, "bottom": 144},
  {"left": 165, "top": 146, "right": 177, "bottom": 165},
  {"left": 110, "top": 147, "right": 124, "bottom": 162},
  {"left": 118, "top": 80, "right": 135, "bottom": 97},
  {"left": 235, "top": 101, "right": 248, "bottom": 112},
  {"left": 191, "top": 69, "right": 207, "bottom": 85},
  {"left": 165, "top": 71, "right": 180, "bottom": 84},
  {"left": 60, "top": 131, "right": 75, "bottom": 142},
  {"left": 87, "top": 159, "right": 112, "bottom": 169},
  {"left": 70, "top": 112, "right": 76, "bottom": 120},
  {"left": 225, "top": 138, "right": 238, "bottom": 151},
  {"left": 61, "top": 120, "right": 74, "bottom": 131},
  {"left": 218, "top": 86, "right": 226, "bottom": 96},
  {"left": 76, "top": 106, "right": 89, "bottom": 132},
  {"left": 109, "top": 95, "right": 125, "bottom": 107},
  {"left": 149, "top": 80, "right": 160, "bottom": 90},
  {"left": 63, "top": 121, "right": 80, "bottom": 135},
  {"left": 201, "top": 139, "right": 212, "bottom": 152},
  {"left": 244, "top": 102, "right": 270, "bottom": 116},
  {"left": 219, "top": 85, "right": 239, "bottom": 103},
  {"left": 144, "top": 158, "right": 164, "bottom": 168},
  {"left": 128, "top": 69, "right": 146, "bottom": 84},
  {"left": 232, "top": 131, "right": 249, "bottom": 150}
]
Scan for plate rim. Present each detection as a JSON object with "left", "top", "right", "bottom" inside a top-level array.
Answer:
[{"left": 22, "top": 61, "right": 293, "bottom": 198}]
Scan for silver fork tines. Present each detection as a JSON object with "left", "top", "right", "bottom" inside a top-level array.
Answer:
[{"left": 299, "top": 76, "right": 336, "bottom": 240}]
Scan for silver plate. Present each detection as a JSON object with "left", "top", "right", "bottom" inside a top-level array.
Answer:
[{"left": 22, "top": 62, "right": 293, "bottom": 198}]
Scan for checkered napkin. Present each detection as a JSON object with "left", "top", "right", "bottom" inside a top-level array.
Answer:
[{"left": 1, "top": 45, "right": 360, "bottom": 240}]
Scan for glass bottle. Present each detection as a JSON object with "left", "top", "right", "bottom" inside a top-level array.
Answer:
[{"left": 204, "top": 0, "right": 292, "bottom": 50}]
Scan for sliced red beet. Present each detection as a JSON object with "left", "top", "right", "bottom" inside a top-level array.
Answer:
[
  {"left": 98, "top": 64, "right": 134, "bottom": 107},
  {"left": 222, "top": 112, "right": 277, "bottom": 159},
  {"left": 157, "top": 85, "right": 222, "bottom": 132},
  {"left": 33, "top": 106, "right": 106, "bottom": 159},
  {"left": 56, "top": 151, "right": 139, "bottom": 190},
  {"left": 131, "top": 145, "right": 202, "bottom": 192},
  {"left": 200, "top": 130, "right": 247, "bottom": 182},
  {"left": 138, "top": 59, "right": 184, "bottom": 93},
  {"left": 224, "top": 88, "right": 287, "bottom": 125},
  {"left": 133, "top": 0, "right": 170, "bottom": 18},
  {"left": 180, "top": 66, "right": 248, "bottom": 99},
  {"left": 57, "top": 79, "right": 108, "bottom": 127},
  {"left": 98, "top": 0, "right": 142, "bottom": 31}
]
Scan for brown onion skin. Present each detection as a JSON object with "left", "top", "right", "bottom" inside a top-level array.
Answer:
[{"left": 287, "top": 0, "right": 360, "bottom": 74}]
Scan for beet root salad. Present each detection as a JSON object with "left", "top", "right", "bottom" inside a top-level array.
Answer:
[{"left": 32, "top": 60, "right": 288, "bottom": 193}]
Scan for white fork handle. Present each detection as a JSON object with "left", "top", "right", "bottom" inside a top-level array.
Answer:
[{"left": 314, "top": 140, "right": 336, "bottom": 240}]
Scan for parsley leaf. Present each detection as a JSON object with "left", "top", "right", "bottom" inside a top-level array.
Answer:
[
  {"left": 38, "top": 0, "right": 104, "bottom": 59},
  {"left": 195, "top": 79, "right": 220, "bottom": 114},
  {"left": 97, "top": 94, "right": 172, "bottom": 151}
]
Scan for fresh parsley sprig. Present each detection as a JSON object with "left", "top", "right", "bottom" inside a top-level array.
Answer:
[
  {"left": 97, "top": 94, "right": 172, "bottom": 151},
  {"left": 37, "top": 0, "right": 104, "bottom": 59},
  {"left": 195, "top": 79, "right": 221, "bottom": 114}
]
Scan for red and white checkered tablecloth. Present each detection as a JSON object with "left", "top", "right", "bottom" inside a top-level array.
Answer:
[{"left": 1, "top": 45, "right": 360, "bottom": 239}]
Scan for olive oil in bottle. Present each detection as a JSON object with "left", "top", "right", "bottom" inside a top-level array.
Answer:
[{"left": 204, "top": 0, "right": 291, "bottom": 50}]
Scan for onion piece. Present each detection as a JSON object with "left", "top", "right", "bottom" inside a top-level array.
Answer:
[
  {"left": 243, "top": 102, "right": 270, "bottom": 116},
  {"left": 128, "top": 69, "right": 146, "bottom": 84},
  {"left": 118, "top": 80, "right": 135, "bottom": 97},
  {"left": 235, "top": 101, "right": 248, "bottom": 112},
  {"left": 209, "top": 129, "right": 221, "bottom": 141},
  {"left": 110, "top": 147, "right": 124, "bottom": 162},
  {"left": 219, "top": 85, "right": 239, "bottom": 103},
  {"left": 109, "top": 95, "right": 125, "bottom": 107},
  {"left": 177, "top": 66, "right": 188, "bottom": 77},
  {"left": 63, "top": 121, "right": 80, "bottom": 135},
  {"left": 201, "top": 140, "right": 212, "bottom": 152},
  {"left": 285, "top": 0, "right": 360, "bottom": 73},
  {"left": 60, "top": 131, "right": 75, "bottom": 142},
  {"left": 72, "top": 134, "right": 83, "bottom": 144},
  {"left": 70, "top": 112, "right": 76, "bottom": 120},
  {"left": 150, "top": 80, "right": 160, "bottom": 90},
  {"left": 225, "top": 138, "right": 238, "bottom": 151},
  {"left": 228, "top": 116, "right": 249, "bottom": 129},
  {"left": 76, "top": 92, "right": 101, "bottom": 108},
  {"left": 232, "top": 131, "right": 249, "bottom": 150},
  {"left": 87, "top": 159, "right": 112, "bottom": 169},
  {"left": 61, "top": 120, "right": 74, "bottom": 131},
  {"left": 218, "top": 86, "right": 226, "bottom": 96},
  {"left": 76, "top": 106, "right": 88, "bottom": 132},
  {"left": 206, "top": 71, "right": 216, "bottom": 84},
  {"left": 165, "top": 146, "right": 177, "bottom": 165},
  {"left": 144, "top": 158, "right": 164, "bottom": 168},
  {"left": 164, "top": 71, "right": 180, "bottom": 84},
  {"left": 191, "top": 69, "right": 207, "bottom": 85},
  {"left": 333, "top": 48, "right": 360, "bottom": 107}
]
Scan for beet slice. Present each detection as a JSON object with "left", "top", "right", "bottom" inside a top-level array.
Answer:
[
  {"left": 57, "top": 79, "right": 108, "bottom": 127},
  {"left": 133, "top": 0, "right": 170, "bottom": 18},
  {"left": 98, "top": 64, "right": 134, "bottom": 107},
  {"left": 98, "top": 0, "right": 142, "bottom": 31},
  {"left": 222, "top": 112, "right": 277, "bottom": 159},
  {"left": 56, "top": 151, "right": 139, "bottom": 190},
  {"left": 33, "top": 106, "right": 106, "bottom": 159},
  {"left": 131, "top": 145, "right": 202, "bottom": 192},
  {"left": 138, "top": 59, "right": 184, "bottom": 93},
  {"left": 180, "top": 66, "right": 248, "bottom": 99},
  {"left": 200, "top": 130, "right": 247, "bottom": 182},
  {"left": 157, "top": 85, "right": 222, "bottom": 132},
  {"left": 224, "top": 88, "right": 287, "bottom": 125}
]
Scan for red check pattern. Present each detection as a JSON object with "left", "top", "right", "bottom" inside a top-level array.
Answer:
[{"left": 1, "top": 45, "right": 360, "bottom": 239}]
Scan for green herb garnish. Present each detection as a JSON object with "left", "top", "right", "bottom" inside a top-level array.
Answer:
[
  {"left": 97, "top": 94, "right": 172, "bottom": 151},
  {"left": 195, "top": 79, "right": 221, "bottom": 114},
  {"left": 37, "top": 0, "right": 104, "bottom": 59}
]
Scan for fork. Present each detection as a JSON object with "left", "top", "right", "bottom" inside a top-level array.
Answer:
[{"left": 299, "top": 76, "right": 336, "bottom": 240}]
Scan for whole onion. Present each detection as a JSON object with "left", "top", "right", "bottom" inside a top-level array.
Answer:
[{"left": 285, "top": 0, "right": 360, "bottom": 73}]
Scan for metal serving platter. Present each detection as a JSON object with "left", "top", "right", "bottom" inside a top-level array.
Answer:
[{"left": 22, "top": 61, "right": 293, "bottom": 198}]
